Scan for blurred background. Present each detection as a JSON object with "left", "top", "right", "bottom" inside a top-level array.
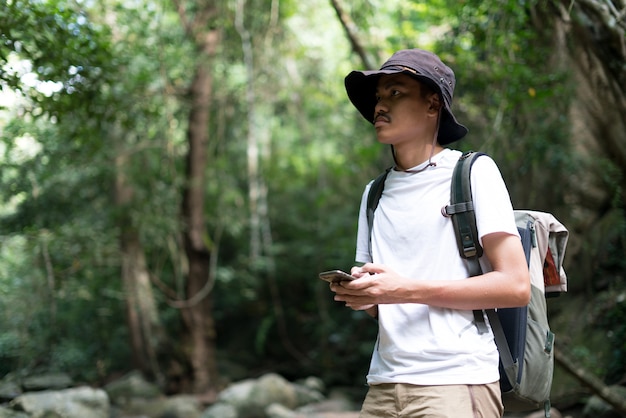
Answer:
[{"left": 0, "top": 0, "right": 625, "bottom": 415}]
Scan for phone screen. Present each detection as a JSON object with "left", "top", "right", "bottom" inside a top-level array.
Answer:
[{"left": 319, "top": 270, "right": 356, "bottom": 283}]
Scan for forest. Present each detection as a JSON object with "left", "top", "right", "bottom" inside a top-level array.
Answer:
[{"left": 0, "top": 0, "right": 625, "bottom": 415}]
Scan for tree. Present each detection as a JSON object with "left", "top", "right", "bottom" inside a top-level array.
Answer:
[
  {"left": 1, "top": 0, "right": 186, "bottom": 384},
  {"left": 173, "top": 0, "right": 221, "bottom": 393},
  {"left": 539, "top": 0, "right": 626, "bottom": 288},
  {"left": 0, "top": 0, "right": 135, "bottom": 381},
  {"left": 434, "top": 0, "right": 625, "bottom": 292}
]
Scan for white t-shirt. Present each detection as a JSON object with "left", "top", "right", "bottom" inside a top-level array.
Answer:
[{"left": 355, "top": 148, "right": 519, "bottom": 386}]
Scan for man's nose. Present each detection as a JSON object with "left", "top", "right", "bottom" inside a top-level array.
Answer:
[{"left": 374, "top": 100, "right": 388, "bottom": 119}]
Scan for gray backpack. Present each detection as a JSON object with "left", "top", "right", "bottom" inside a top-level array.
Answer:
[{"left": 366, "top": 151, "right": 569, "bottom": 417}]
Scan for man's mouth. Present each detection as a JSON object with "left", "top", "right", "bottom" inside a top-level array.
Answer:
[{"left": 374, "top": 114, "right": 390, "bottom": 126}]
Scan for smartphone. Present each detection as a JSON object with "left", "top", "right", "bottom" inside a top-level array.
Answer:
[{"left": 319, "top": 269, "right": 356, "bottom": 283}]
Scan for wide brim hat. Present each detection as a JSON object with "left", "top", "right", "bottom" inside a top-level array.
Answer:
[{"left": 344, "top": 49, "right": 468, "bottom": 145}]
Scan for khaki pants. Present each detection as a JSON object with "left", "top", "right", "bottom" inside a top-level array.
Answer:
[{"left": 359, "top": 381, "right": 503, "bottom": 418}]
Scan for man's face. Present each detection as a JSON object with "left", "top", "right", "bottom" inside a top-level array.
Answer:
[{"left": 373, "top": 73, "right": 435, "bottom": 146}]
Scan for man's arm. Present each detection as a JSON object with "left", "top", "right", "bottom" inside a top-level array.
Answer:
[{"left": 332, "top": 232, "right": 530, "bottom": 310}]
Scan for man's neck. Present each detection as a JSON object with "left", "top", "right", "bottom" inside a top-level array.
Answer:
[{"left": 393, "top": 142, "right": 444, "bottom": 171}]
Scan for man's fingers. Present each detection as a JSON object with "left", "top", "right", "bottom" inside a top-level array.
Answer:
[{"left": 361, "top": 263, "right": 385, "bottom": 275}]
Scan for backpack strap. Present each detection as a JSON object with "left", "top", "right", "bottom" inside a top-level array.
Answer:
[
  {"left": 366, "top": 168, "right": 391, "bottom": 258},
  {"left": 444, "top": 151, "right": 488, "bottom": 333},
  {"left": 445, "top": 151, "right": 518, "bottom": 380},
  {"left": 485, "top": 309, "right": 516, "bottom": 385},
  {"left": 445, "top": 151, "right": 485, "bottom": 276}
]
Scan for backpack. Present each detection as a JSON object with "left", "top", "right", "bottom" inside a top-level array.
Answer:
[{"left": 366, "top": 151, "right": 569, "bottom": 418}]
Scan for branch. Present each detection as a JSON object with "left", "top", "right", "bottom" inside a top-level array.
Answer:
[
  {"left": 149, "top": 225, "right": 223, "bottom": 309},
  {"left": 172, "top": 0, "right": 219, "bottom": 52},
  {"left": 328, "top": 0, "right": 374, "bottom": 69},
  {"left": 171, "top": 0, "right": 193, "bottom": 39},
  {"left": 571, "top": 0, "right": 626, "bottom": 58},
  {"left": 555, "top": 346, "right": 626, "bottom": 415}
]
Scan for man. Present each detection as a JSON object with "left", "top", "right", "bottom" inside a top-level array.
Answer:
[{"left": 329, "top": 49, "right": 530, "bottom": 417}]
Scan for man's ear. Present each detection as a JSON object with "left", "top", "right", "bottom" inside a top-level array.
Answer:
[{"left": 428, "top": 94, "right": 442, "bottom": 114}]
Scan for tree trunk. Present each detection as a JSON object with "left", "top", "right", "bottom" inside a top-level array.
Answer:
[
  {"left": 115, "top": 149, "right": 164, "bottom": 384},
  {"left": 235, "top": 0, "right": 262, "bottom": 261},
  {"left": 533, "top": 1, "right": 626, "bottom": 287},
  {"left": 234, "top": 0, "right": 309, "bottom": 366},
  {"left": 120, "top": 229, "right": 164, "bottom": 384},
  {"left": 175, "top": 0, "right": 220, "bottom": 394},
  {"left": 546, "top": 0, "right": 626, "bottom": 195}
]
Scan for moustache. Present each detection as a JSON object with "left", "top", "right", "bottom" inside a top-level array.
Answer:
[{"left": 373, "top": 112, "right": 390, "bottom": 123}]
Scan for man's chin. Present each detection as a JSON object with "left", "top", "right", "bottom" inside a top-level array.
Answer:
[{"left": 376, "top": 137, "right": 394, "bottom": 145}]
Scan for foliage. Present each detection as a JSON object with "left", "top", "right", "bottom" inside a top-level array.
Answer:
[
  {"left": 0, "top": 0, "right": 109, "bottom": 100},
  {"left": 436, "top": 0, "right": 575, "bottom": 207},
  {"left": 0, "top": 0, "right": 188, "bottom": 381}
]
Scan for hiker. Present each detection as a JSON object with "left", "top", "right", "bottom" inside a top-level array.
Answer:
[{"left": 329, "top": 49, "right": 531, "bottom": 417}]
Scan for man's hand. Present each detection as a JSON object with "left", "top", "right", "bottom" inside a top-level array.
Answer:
[{"left": 329, "top": 263, "right": 411, "bottom": 310}]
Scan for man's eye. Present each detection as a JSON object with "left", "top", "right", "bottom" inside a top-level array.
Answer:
[{"left": 391, "top": 90, "right": 400, "bottom": 96}]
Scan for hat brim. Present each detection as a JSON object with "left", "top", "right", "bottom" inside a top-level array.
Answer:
[{"left": 345, "top": 70, "right": 468, "bottom": 145}]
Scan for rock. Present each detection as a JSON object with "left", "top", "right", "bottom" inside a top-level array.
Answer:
[
  {"left": 297, "top": 399, "right": 355, "bottom": 414},
  {"left": 217, "top": 378, "right": 256, "bottom": 406},
  {"left": 201, "top": 402, "right": 238, "bottom": 418},
  {"left": 293, "top": 382, "right": 324, "bottom": 407},
  {"left": 248, "top": 373, "right": 299, "bottom": 411},
  {"left": 216, "top": 373, "right": 326, "bottom": 418},
  {"left": 217, "top": 376, "right": 282, "bottom": 417},
  {"left": 0, "top": 380, "right": 22, "bottom": 402},
  {"left": 161, "top": 394, "right": 203, "bottom": 418},
  {"left": 21, "top": 372, "right": 73, "bottom": 391},
  {"left": 582, "top": 385, "right": 626, "bottom": 418},
  {"left": 0, "top": 405, "right": 29, "bottom": 418},
  {"left": 265, "top": 402, "right": 300, "bottom": 418},
  {"left": 110, "top": 394, "right": 205, "bottom": 418},
  {"left": 297, "top": 377, "right": 325, "bottom": 394},
  {"left": 104, "top": 370, "right": 161, "bottom": 406},
  {"left": 10, "top": 386, "right": 109, "bottom": 418}
]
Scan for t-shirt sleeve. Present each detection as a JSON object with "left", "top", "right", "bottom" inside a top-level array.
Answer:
[{"left": 470, "top": 156, "right": 519, "bottom": 246}]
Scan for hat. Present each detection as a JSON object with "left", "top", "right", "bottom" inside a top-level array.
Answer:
[{"left": 344, "top": 49, "right": 468, "bottom": 145}]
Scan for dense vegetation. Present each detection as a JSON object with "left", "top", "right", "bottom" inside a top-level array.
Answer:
[{"left": 1, "top": 0, "right": 624, "bottom": 403}]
